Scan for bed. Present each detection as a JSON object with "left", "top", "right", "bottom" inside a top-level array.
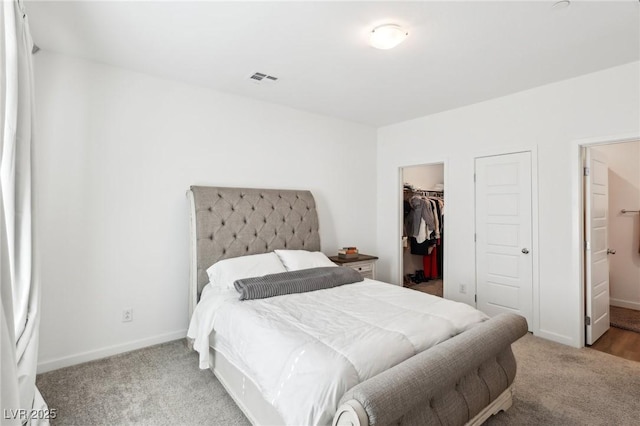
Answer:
[{"left": 186, "top": 186, "right": 527, "bottom": 426}]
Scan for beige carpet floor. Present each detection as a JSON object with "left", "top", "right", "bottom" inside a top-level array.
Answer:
[
  {"left": 486, "top": 333, "right": 640, "bottom": 425},
  {"left": 37, "top": 334, "right": 640, "bottom": 425},
  {"left": 610, "top": 305, "right": 640, "bottom": 334},
  {"left": 37, "top": 340, "right": 249, "bottom": 426},
  {"left": 406, "top": 279, "right": 443, "bottom": 297}
]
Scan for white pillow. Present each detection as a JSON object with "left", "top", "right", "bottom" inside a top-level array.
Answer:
[
  {"left": 206, "top": 252, "right": 287, "bottom": 290},
  {"left": 274, "top": 250, "right": 337, "bottom": 271}
]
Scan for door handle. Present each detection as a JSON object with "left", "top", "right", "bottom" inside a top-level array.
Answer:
[
  {"left": 607, "top": 249, "right": 616, "bottom": 255},
  {"left": 521, "top": 248, "right": 529, "bottom": 254}
]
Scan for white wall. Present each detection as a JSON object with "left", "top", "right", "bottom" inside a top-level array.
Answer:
[
  {"left": 402, "top": 164, "right": 444, "bottom": 191},
  {"left": 34, "top": 51, "right": 377, "bottom": 372},
  {"left": 377, "top": 61, "right": 640, "bottom": 347},
  {"left": 593, "top": 142, "right": 640, "bottom": 310}
]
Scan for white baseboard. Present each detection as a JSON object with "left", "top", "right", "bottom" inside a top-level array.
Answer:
[
  {"left": 536, "top": 328, "right": 578, "bottom": 348},
  {"left": 610, "top": 298, "right": 640, "bottom": 311},
  {"left": 37, "top": 329, "right": 187, "bottom": 374}
]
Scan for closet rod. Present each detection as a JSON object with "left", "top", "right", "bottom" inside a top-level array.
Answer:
[{"left": 404, "top": 189, "right": 444, "bottom": 194}]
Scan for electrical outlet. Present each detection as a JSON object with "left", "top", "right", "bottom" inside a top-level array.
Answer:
[
  {"left": 459, "top": 284, "right": 467, "bottom": 294},
  {"left": 122, "top": 308, "right": 133, "bottom": 322}
]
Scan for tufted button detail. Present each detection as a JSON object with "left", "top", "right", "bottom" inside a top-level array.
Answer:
[
  {"left": 290, "top": 206, "right": 293, "bottom": 210},
  {"left": 208, "top": 207, "right": 212, "bottom": 212},
  {"left": 231, "top": 206, "right": 235, "bottom": 211},
  {"left": 243, "top": 218, "right": 247, "bottom": 224},
  {"left": 251, "top": 206, "right": 255, "bottom": 211},
  {"left": 240, "top": 194, "right": 245, "bottom": 198},
  {"left": 260, "top": 194, "right": 264, "bottom": 198},
  {"left": 263, "top": 218, "right": 267, "bottom": 223},
  {"left": 254, "top": 231, "right": 258, "bottom": 237},
  {"left": 222, "top": 249, "right": 226, "bottom": 254},
  {"left": 246, "top": 246, "right": 249, "bottom": 252},
  {"left": 221, "top": 220, "right": 225, "bottom": 226},
  {"left": 429, "top": 399, "right": 435, "bottom": 408},
  {"left": 233, "top": 233, "right": 237, "bottom": 238},
  {"left": 209, "top": 234, "right": 214, "bottom": 240},
  {"left": 284, "top": 242, "right": 287, "bottom": 248},
  {"left": 218, "top": 193, "right": 222, "bottom": 198}
]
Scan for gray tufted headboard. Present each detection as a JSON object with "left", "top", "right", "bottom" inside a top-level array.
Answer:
[{"left": 187, "top": 186, "right": 321, "bottom": 316}]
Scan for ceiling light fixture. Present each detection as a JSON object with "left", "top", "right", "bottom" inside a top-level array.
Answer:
[
  {"left": 552, "top": 0, "right": 571, "bottom": 10},
  {"left": 370, "top": 24, "right": 408, "bottom": 50}
]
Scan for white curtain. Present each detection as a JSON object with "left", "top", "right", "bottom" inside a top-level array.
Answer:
[{"left": 0, "top": 1, "right": 48, "bottom": 425}]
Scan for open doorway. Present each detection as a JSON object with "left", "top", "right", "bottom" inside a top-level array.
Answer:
[
  {"left": 401, "top": 163, "right": 444, "bottom": 297},
  {"left": 582, "top": 140, "right": 640, "bottom": 361}
]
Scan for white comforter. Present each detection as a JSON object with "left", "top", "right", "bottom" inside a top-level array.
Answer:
[{"left": 187, "top": 279, "right": 488, "bottom": 426}]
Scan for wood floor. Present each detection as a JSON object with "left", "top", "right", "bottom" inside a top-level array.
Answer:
[{"left": 590, "top": 327, "right": 640, "bottom": 362}]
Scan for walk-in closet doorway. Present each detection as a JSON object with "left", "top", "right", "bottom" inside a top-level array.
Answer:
[
  {"left": 580, "top": 139, "right": 640, "bottom": 361},
  {"left": 401, "top": 163, "right": 445, "bottom": 298}
]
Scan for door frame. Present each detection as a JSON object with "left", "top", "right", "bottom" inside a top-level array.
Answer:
[
  {"left": 397, "top": 159, "right": 449, "bottom": 295},
  {"left": 572, "top": 132, "right": 640, "bottom": 348},
  {"left": 473, "top": 145, "right": 539, "bottom": 335}
]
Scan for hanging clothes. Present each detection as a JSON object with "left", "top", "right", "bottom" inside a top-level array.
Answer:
[
  {"left": 423, "top": 242, "right": 439, "bottom": 279},
  {"left": 437, "top": 208, "right": 444, "bottom": 276},
  {"left": 409, "top": 235, "right": 432, "bottom": 255},
  {"left": 404, "top": 189, "right": 444, "bottom": 280},
  {"left": 409, "top": 196, "right": 436, "bottom": 239},
  {"left": 429, "top": 198, "right": 440, "bottom": 239}
]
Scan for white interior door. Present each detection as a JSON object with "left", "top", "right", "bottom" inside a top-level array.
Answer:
[
  {"left": 585, "top": 148, "right": 610, "bottom": 345},
  {"left": 475, "top": 152, "right": 533, "bottom": 328}
]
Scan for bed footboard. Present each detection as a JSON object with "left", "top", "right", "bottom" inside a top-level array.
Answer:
[{"left": 334, "top": 313, "right": 528, "bottom": 426}]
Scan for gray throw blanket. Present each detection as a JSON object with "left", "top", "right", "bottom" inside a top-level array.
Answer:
[{"left": 234, "top": 266, "right": 363, "bottom": 300}]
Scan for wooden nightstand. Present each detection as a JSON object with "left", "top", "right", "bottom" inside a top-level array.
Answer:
[{"left": 328, "top": 254, "right": 378, "bottom": 280}]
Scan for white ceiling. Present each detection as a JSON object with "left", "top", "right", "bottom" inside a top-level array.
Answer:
[{"left": 25, "top": 1, "right": 640, "bottom": 127}]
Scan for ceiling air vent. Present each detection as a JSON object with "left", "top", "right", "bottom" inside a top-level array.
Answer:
[{"left": 248, "top": 72, "right": 279, "bottom": 85}]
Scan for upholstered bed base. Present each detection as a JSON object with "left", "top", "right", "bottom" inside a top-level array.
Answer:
[{"left": 208, "top": 313, "right": 527, "bottom": 426}]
